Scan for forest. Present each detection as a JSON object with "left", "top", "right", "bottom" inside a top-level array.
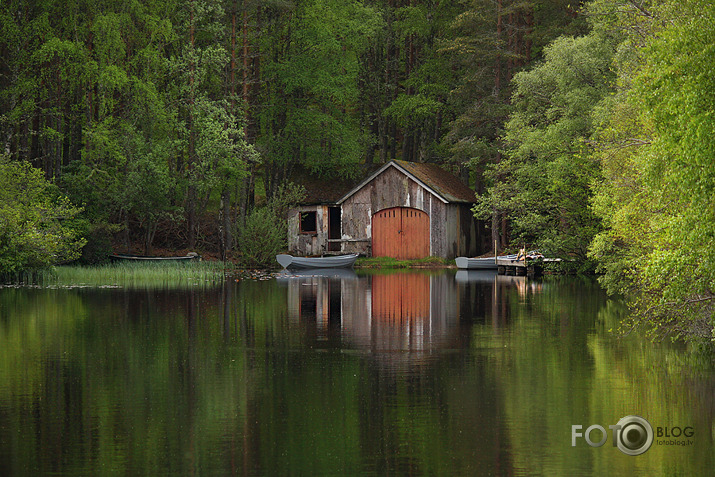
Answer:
[{"left": 1, "top": 0, "right": 713, "bottom": 342}]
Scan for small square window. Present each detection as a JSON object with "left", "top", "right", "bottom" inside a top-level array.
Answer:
[{"left": 300, "top": 211, "right": 317, "bottom": 233}]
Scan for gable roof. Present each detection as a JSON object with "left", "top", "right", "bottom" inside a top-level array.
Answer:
[{"left": 337, "top": 160, "right": 476, "bottom": 205}]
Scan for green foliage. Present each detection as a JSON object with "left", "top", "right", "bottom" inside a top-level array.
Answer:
[
  {"left": 75, "top": 222, "right": 122, "bottom": 265},
  {"left": 236, "top": 207, "right": 286, "bottom": 268},
  {"left": 259, "top": 0, "right": 382, "bottom": 191},
  {"left": 235, "top": 183, "right": 306, "bottom": 267},
  {"left": 182, "top": 97, "right": 256, "bottom": 217},
  {"left": 0, "top": 0, "right": 590, "bottom": 262},
  {"left": 589, "top": 0, "right": 715, "bottom": 341},
  {"left": 476, "top": 31, "right": 617, "bottom": 262},
  {"left": 0, "top": 0, "right": 259, "bottom": 256},
  {"left": 0, "top": 157, "right": 86, "bottom": 275},
  {"left": 384, "top": 94, "right": 441, "bottom": 127},
  {"left": 443, "top": 0, "right": 588, "bottom": 178}
]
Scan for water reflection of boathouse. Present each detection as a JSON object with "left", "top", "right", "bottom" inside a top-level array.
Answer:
[
  {"left": 280, "top": 269, "right": 544, "bottom": 353},
  {"left": 281, "top": 271, "right": 461, "bottom": 352}
]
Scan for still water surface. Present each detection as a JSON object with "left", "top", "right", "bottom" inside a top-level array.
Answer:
[{"left": 0, "top": 270, "right": 713, "bottom": 475}]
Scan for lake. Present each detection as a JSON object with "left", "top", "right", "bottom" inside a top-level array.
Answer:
[{"left": 0, "top": 270, "right": 713, "bottom": 475}]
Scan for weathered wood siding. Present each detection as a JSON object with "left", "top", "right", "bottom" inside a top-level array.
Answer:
[
  {"left": 459, "top": 203, "right": 479, "bottom": 257},
  {"left": 287, "top": 205, "right": 328, "bottom": 256},
  {"left": 434, "top": 202, "right": 478, "bottom": 258},
  {"left": 341, "top": 166, "right": 436, "bottom": 255},
  {"left": 340, "top": 166, "right": 477, "bottom": 258}
]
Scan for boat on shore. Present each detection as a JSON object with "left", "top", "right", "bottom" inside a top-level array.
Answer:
[
  {"left": 276, "top": 253, "right": 359, "bottom": 270},
  {"left": 110, "top": 252, "right": 200, "bottom": 262}
]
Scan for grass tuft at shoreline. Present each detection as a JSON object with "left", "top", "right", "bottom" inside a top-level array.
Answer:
[
  {"left": 354, "top": 256, "right": 453, "bottom": 269},
  {"left": 2, "top": 261, "right": 234, "bottom": 289}
]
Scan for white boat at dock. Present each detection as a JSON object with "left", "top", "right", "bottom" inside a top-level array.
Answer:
[{"left": 455, "top": 255, "right": 517, "bottom": 270}]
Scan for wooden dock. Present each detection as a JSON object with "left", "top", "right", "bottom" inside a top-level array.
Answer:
[{"left": 496, "top": 258, "right": 543, "bottom": 277}]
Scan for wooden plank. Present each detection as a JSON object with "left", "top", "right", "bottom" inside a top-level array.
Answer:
[
  {"left": 389, "top": 208, "right": 401, "bottom": 258},
  {"left": 496, "top": 258, "right": 528, "bottom": 268},
  {"left": 372, "top": 207, "right": 396, "bottom": 258},
  {"left": 401, "top": 208, "right": 429, "bottom": 259},
  {"left": 372, "top": 209, "right": 384, "bottom": 257},
  {"left": 373, "top": 208, "right": 389, "bottom": 257}
]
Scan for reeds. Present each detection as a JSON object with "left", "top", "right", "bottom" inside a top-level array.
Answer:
[{"left": 2, "top": 261, "right": 232, "bottom": 289}]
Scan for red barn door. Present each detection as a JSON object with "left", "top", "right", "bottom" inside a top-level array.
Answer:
[{"left": 372, "top": 207, "right": 429, "bottom": 259}]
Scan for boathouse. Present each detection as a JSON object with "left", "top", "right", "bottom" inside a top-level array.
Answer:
[
  {"left": 286, "top": 164, "right": 381, "bottom": 256},
  {"left": 338, "top": 160, "right": 479, "bottom": 259},
  {"left": 286, "top": 160, "right": 481, "bottom": 259}
]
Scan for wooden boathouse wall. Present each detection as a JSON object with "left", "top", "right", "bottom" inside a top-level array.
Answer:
[
  {"left": 339, "top": 163, "right": 479, "bottom": 259},
  {"left": 286, "top": 164, "right": 382, "bottom": 257},
  {"left": 287, "top": 204, "right": 329, "bottom": 256},
  {"left": 286, "top": 160, "right": 482, "bottom": 258}
]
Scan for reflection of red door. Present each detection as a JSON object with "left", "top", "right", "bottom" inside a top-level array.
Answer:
[
  {"left": 372, "top": 273, "right": 430, "bottom": 321},
  {"left": 372, "top": 207, "right": 429, "bottom": 259}
]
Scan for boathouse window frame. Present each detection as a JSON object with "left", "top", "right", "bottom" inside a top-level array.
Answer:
[{"left": 300, "top": 211, "right": 318, "bottom": 234}]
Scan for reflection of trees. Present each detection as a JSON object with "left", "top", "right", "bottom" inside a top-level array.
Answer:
[
  {"left": 355, "top": 351, "right": 514, "bottom": 476},
  {"left": 472, "top": 277, "right": 715, "bottom": 476},
  {"left": 1, "top": 277, "right": 713, "bottom": 475},
  {"left": 0, "top": 272, "right": 517, "bottom": 475},
  {"left": 280, "top": 271, "right": 516, "bottom": 475},
  {"left": 456, "top": 272, "right": 543, "bottom": 330},
  {"left": 0, "top": 285, "right": 265, "bottom": 474}
]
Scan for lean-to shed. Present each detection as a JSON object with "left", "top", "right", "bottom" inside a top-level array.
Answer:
[{"left": 286, "top": 164, "right": 381, "bottom": 256}]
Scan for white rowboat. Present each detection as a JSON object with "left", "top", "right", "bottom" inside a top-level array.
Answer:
[
  {"left": 276, "top": 253, "right": 359, "bottom": 270},
  {"left": 455, "top": 255, "right": 518, "bottom": 270},
  {"left": 110, "top": 253, "right": 200, "bottom": 262}
]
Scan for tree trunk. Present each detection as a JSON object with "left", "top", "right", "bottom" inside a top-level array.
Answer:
[
  {"left": 491, "top": 208, "right": 500, "bottom": 252},
  {"left": 145, "top": 221, "right": 157, "bottom": 256},
  {"left": 219, "top": 187, "right": 232, "bottom": 260},
  {"left": 187, "top": 0, "right": 197, "bottom": 250},
  {"left": 242, "top": 0, "right": 250, "bottom": 107},
  {"left": 237, "top": 163, "right": 255, "bottom": 228},
  {"left": 230, "top": 0, "right": 237, "bottom": 104},
  {"left": 495, "top": 0, "right": 502, "bottom": 97}
]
